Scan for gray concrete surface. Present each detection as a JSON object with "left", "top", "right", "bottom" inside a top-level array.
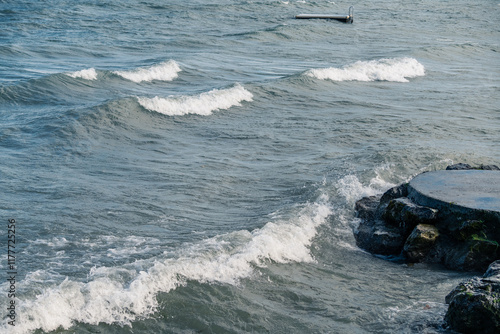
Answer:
[{"left": 408, "top": 170, "right": 500, "bottom": 217}]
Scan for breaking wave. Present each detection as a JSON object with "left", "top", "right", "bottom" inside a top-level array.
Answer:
[
  {"left": 113, "top": 60, "right": 181, "bottom": 83},
  {"left": 65, "top": 68, "right": 98, "bottom": 80},
  {"left": 4, "top": 196, "right": 331, "bottom": 333},
  {"left": 137, "top": 84, "right": 253, "bottom": 116},
  {"left": 306, "top": 57, "right": 425, "bottom": 82}
]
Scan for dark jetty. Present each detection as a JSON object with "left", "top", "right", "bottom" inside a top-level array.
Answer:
[{"left": 354, "top": 163, "right": 500, "bottom": 333}]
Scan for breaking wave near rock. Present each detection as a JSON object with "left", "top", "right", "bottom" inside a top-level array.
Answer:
[
  {"left": 113, "top": 60, "right": 181, "bottom": 83},
  {"left": 137, "top": 84, "right": 253, "bottom": 116},
  {"left": 4, "top": 196, "right": 331, "bottom": 334},
  {"left": 306, "top": 57, "right": 425, "bottom": 82}
]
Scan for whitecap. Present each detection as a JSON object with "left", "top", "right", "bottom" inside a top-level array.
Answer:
[
  {"left": 306, "top": 57, "right": 425, "bottom": 82},
  {"left": 137, "top": 84, "right": 253, "bottom": 116},
  {"left": 66, "top": 68, "right": 98, "bottom": 80},
  {"left": 113, "top": 60, "right": 181, "bottom": 83}
]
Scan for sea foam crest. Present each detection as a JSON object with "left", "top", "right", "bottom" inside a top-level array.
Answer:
[
  {"left": 4, "top": 197, "right": 331, "bottom": 334},
  {"left": 306, "top": 57, "right": 425, "bottom": 82},
  {"left": 336, "top": 166, "right": 398, "bottom": 205},
  {"left": 137, "top": 84, "right": 253, "bottom": 116},
  {"left": 66, "top": 68, "right": 98, "bottom": 80},
  {"left": 113, "top": 60, "right": 181, "bottom": 83}
]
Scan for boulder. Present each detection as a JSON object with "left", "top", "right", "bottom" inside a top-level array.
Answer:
[
  {"left": 446, "top": 219, "right": 500, "bottom": 271},
  {"left": 446, "top": 163, "right": 500, "bottom": 171},
  {"left": 383, "top": 198, "right": 438, "bottom": 235},
  {"left": 379, "top": 183, "right": 408, "bottom": 204},
  {"left": 354, "top": 196, "right": 379, "bottom": 221},
  {"left": 445, "top": 260, "right": 500, "bottom": 333},
  {"left": 446, "top": 163, "right": 473, "bottom": 170},
  {"left": 455, "top": 220, "right": 485, "bottom": 241},
  {"left": 484, "top": 260, "right": 500, "bottom": 279},
  {"left": 482, "top": 165, "right": 500, "bottom": 171},
  {"left": 355, "top": 218, "right": 406, "bottom": 256},
  {"left": 463, "top": 238, "right": 500, "bottom": 271},
  {"left": 403, "top": 224, "right": 439, "bottom": 262}
]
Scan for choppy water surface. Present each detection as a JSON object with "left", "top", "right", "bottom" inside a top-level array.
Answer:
[{"left": 1, "top": 0, "right": 499, "bottom": 333}]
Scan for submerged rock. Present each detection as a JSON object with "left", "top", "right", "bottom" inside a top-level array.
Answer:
[{"left": 445, "top": 261, "right": 500, "bottom": 333}]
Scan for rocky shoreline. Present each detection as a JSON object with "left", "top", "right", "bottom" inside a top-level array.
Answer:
[{"left": 354, "top": 163, "right": 500, "bottom": 333}]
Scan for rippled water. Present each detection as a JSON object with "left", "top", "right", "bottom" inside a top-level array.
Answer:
[{"left": 1, "top": 0, "right": 499, "bottom": 333}]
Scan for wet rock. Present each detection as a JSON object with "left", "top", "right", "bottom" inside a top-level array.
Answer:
[
  {"left": 455, "top": 220, "right": 485, "bottom": 241},
  {"left": 481, "top": 165, "right": 500, "bottom": 171},
  {"left": 355, "top": 218, "right": 405, "bottom": 255},
  {"left": 353, "top": 163, "right": 500, "bottom": 270},
  {"left": 379, "top": 183, "right": 408, "bottom": 204},
  {"left": 354, "top": 187, "right": 409, "bottom": 256},
  {"left": 446, "top": 163, "right": 473, "bottom": 170},
  {"left": 462, "top": 238, "right": 500, "bottom": 272},
  {"left": 484, "top": 260, "right": 500, "bottom": 279},
  {"left": 383, "top": 198, "right": 438, "bottom": 234},
  {"left": 354, "top": 195, "right": 379, "bottom": 220},
  {"left": 445, "top": 261, "right": 500, "bottom": 334},
  {"left": 446, "top": 163, "right": 500, "bottom": 171},
  {"left": 403, "top": 224, "right": 439, "bottom": 262}
]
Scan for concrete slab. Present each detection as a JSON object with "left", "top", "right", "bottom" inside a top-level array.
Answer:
[{"left": 408, "top": 170, "right": 500, "bottom": 218}]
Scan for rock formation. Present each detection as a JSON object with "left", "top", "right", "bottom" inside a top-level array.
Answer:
[
  {"left": 353, "top": 163, "right": 500, "bottom": 333},
  {"left": 354, "top": 164, "right": 500, "bottom": 271}
]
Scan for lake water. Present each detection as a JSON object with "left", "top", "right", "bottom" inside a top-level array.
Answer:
[{"left": 1, "top": 0, "right": 499, "bottom": 333}]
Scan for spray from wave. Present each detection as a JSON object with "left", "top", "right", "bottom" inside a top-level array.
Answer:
[
  {"left": 5, "top": 196, "right": 331, "bottom": 333},
  {"left": 336, "top": 165, "right": 400, "bottom": 206},
  {"left": 306, "top": 57, "right": 425, "bottom": 82},
  {"left": 113, "top": 60, "right": 181, "bottom": 83},
  {"left": 66, "top": 68, "right": 98, "bottom": 80},
  {"left": 137, "top": 84, "right": 253, "bottom": 116}
]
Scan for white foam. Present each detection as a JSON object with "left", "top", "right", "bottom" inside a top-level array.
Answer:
[
  {"left": 66, "top": 68, "right": 98, "bottom": 80},
  {"left": 5, "top": 197, "right": 331, "bottom": 334},
  {"left": 31, "top": 237, "right": 69, "bottom": 248},
  {"left": 336, "top": 168, "right": 398, "bottom": 206},
  {"left": 113, "top": 60, "right": 181, "bottom": 83},
  {"left": 336, "top": 175, "right": 379, "bottom": 205},
  {"left": 137, "top": 84, "right": 253, "bottom": 116},
  {"left": 306, "top": 57, "right": 425, "bottom": 82}
]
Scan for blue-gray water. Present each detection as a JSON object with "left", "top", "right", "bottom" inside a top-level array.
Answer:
[{"left": 1, "top": 0, "right": 499, "bottom": 333}]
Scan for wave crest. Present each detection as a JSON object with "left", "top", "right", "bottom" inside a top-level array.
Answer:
[
  {"left": 137, "top": 84, "right": 253, "bottom": 116},
  {"left": 66, "top": 68, "right": 98, "bottom": 80},
  {"left": 5, "top": 197, "right": 331, "bottom": 333},
  {"left": 306, "top": 57, "right": 425, "bottom": 82},
  {"left": 113, "top": 60, "right": 181, "bottom": 83}
]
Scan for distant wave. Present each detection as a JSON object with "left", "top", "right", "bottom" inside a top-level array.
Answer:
[
  {"left": 6, "top": 196, "right": 331, "bottom": 333},
  {"left": 137, "top": 84, "right": 253, "bottom": 116},
  {"left": 113, "top": 60, "right": 181, "bottom": 83},
  {"left": 306, "top": 58, "right": 425, "bottom": 82},
  {"left": 64, "top": 60, "right": 181, "bottom": 83},
  {"left": 66, "top": 68, "right": 98, "bottom": 80}
]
